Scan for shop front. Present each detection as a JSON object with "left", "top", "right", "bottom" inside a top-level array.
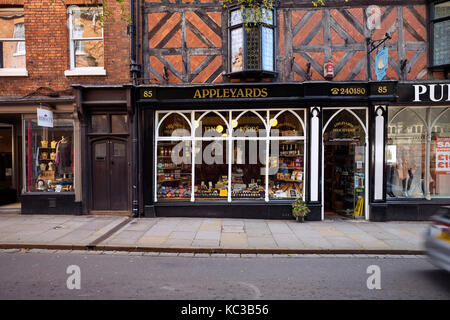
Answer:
[
  {"left": 138, "top": 81, "right": 401, "bottom": 221},
  {"left": 0, "top": 96, "right": 81, "bottom": 214},
  {"left": 371, "top": 81, "right": 450, "bottom": 221}
]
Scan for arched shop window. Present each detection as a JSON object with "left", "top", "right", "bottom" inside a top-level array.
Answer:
[
  {"left": 158, "top": 112, "right": 191, "bottom": 137},
  {"left": 386, "top": 107, "right": 450, "bottom": 200},
  {"left": 155, "top": 109, "right": 306, "bottom": 202}
]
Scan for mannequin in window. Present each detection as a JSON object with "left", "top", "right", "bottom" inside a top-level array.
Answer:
[
  {"left": 55, "top": 136, "right": 72, "bottom": 178},
  {"left": 386, "top": 138, "right": 396, "bottom": 197},
  {"left": 397, "top": 149, "right": 416, "bottom": 197}
]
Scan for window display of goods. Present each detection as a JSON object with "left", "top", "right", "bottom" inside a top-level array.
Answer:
[{"left": 157, "top": 185, "right": 191, "bottom": 199}]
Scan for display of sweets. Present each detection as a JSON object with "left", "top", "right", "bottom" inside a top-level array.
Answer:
[{"left": 158, "top": 185, "right": 191, "bottom": 199}]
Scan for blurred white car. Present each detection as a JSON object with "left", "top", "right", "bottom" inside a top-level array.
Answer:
[{"left": 425, "top": 206, "right": 450, "bottom": 272}]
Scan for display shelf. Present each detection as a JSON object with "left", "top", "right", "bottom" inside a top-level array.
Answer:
[
  {"left": 278, "top": 178, "right": 303, "bottom": 183},
  {"left": 158, "top": 178, "right": 190, "bottom": 183}
]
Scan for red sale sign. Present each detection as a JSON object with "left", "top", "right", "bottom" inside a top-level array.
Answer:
[{"left": 436, "top": 137, "right": 450, "bottom": 175}]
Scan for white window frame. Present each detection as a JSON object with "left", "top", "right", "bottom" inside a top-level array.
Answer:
[
  {"left": 65, "top": 6, "right": 105, "bottom": 76},
  {"left": 0, "top": 8, "right": 27, "bottom": 76},
  {"left": 154, "top": 108, "right": 307, "bottom": 203}
]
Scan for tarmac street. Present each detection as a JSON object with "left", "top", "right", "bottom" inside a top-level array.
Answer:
[
  {"left": 0, "top": 214, "right": 429, "bottom": 254},
  {"left": 0, "top": 250, "right": 449, "bottom": 300}
]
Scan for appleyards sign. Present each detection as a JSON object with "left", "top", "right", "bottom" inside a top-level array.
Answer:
[{"left": 138, "top": 82, "right": 397, "bottom": 101}]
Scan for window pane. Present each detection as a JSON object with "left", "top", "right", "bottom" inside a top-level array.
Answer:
[
  {"left": 195, "top": 140, "right": 228, "bottom": 200},
  {"left": 434, "top": 1, "right": 450, "bottom": 19},
  {"left": 386, "top": 107, "right": 425, "bottom": 199},
  {"left": 95, "top": 143, "right": 106, "bottom": 160},
  {"left": 0, "top": 41, "right": 26, "bottom": 68},
  {"left": 195, "top": 112, "right": 228, "bottom": 138},
  {"left": 158, "top": 113, "right": 191, "bottom": 137},
  {"left": 0, "top": 9, "right": 25, "bottom": 69},
  {"left": 232, "top": 111, "right": 266, "bottom": 137},
  {"left": 25, "top": 118, "right": 74, "bottom": 193},
  {"left": 231, "top": 28, "right": 244, "bottom": 72},
  {"left": 111, "top": 115, "right": 128, "bottom": 133},
  {"left": 0, "top": 9, "right": 24, "bottom": 38},
  {"left": 246, "top": 27, "right": 260, "bottom": 69},
  {"left": 231, "top": 140, "right": 266, "bottom": 200},
  {"left": 269, "top": 111, "right": 303, "bottom": 137},
  {"left": 262, "top": 8, "right": 274, "bottom": 25},
  {"left": 74, "top": 40, "right": 104, "bottom": 67},
  {"left": 71, "top": 7, "right": 103, "bottom": 38},
  {"left": 113, "top": 142, "right": 126, "bottom": 157},
  {"left": 230, "top": 9, "right": 242, "bottom": 26},
  {"left": 431, "top": 108, "right": 450, "bottom": 198},
  {"left": 434, "top": 20, "right": 450, "bottom": 66},
  {"left": 269, "top": 140, "right": 304, "bottom": 200},
  {"left": 262, "top": 26, "right": 274, "bottom": 71},
  {"left": 157, "top": 141, "right": 192, "bottom": 201},
  {"left": 91, "top": 115, "right": 108, "bottom": 133}
]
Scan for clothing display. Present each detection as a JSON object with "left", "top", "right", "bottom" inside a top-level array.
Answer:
[{"left": 55, "top": 137, "right": 72, "bottom": 175}]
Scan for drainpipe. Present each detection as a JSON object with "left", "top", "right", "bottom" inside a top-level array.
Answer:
[{"left": 129, "top": 0, "right": 141, "bottom": 217}]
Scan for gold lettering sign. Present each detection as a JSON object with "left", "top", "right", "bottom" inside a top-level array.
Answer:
[{"left": 193, "top": 88, "right": 268, "bottom": 99}]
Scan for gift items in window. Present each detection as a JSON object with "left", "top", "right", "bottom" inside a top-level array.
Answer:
[{"left": 25, "top": 119, "right": 74, "bottom": 193}]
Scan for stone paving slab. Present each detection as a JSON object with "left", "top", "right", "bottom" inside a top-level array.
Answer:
[{"left": 0, "top": 215, "right": 429, "bottom": 253}]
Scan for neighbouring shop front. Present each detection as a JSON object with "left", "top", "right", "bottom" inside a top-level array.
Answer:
[
  {"left": 0, "top": 95, "right": 81, "bottom": 214},
  {"left": 138, "top": 81, "right": 430, "bottom": 221},
  {"left": 371, "top": 81, "right": 450, "bottom": 221},
  {"left": 73, "top": 85, "right": 134, "bottom": 215}
]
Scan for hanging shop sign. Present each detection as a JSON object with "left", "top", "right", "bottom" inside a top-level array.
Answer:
[
  {"left": 37, "top": 108, "right": 54, "bottom": 128},
  {"left": 436, "top": 137, "right": 450, "bottom": 175},
  {"left": 375, "top": 48, "right": 388, "bottom": 81}
]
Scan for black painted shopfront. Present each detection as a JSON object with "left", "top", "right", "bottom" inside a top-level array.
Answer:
[{"left": 138, "top": 81, "right": 417, "bottom": 221}]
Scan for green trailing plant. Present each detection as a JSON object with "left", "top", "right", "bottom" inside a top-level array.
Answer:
[
  {"left": 49, "top": 0, "right": 131, "bottom": 26},
  {"left": 291, "top": 197, "right": 310, "bottom": 218},
  {"left": 223, "top": 0, "right": 274, "bottom": 32}
]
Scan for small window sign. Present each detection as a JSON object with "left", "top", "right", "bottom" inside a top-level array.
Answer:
[{"left": 37, "top": 108, "right": 54, "bottom": 128}]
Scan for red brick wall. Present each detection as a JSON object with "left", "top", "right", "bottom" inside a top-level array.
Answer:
[{"left": 0, "top": 0, "right": 131, "bottom": 96}]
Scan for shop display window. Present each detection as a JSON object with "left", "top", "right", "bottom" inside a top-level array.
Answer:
[
  {"left": 195, "top": 140, "right": 228, "bottom": 200},
  {"left": 156, "top": 140, "right": 192, "bottom": 200},
  {"left": 24, "top": 117, "right": 74, "bottom": 193},
  {"left": 155, "top": 109, "right": 306, "bottom": 203},
  {"left": 231, "top": 140, "right": 266, "bottom": 200},
  {"left": 430, "top": 108, "right": 450, "bottom": 198},
  {"left": 269, "top": 140, "right": 304, "bottom": 200},
  {"left": 387, "top": 106, "right": 450, "bottom": 200}
]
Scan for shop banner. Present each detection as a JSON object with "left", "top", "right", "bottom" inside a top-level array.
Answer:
[
  {"left": 37, "top": 108, "right": 53, "bottom": 128},
  {"left": 436, "top": 137, "right": 450, "bottom": 175}
]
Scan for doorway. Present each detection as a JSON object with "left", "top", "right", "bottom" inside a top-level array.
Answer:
[
  {"left": 91, "top": 138, "right": 129, "bottom": 212},
  {"left": 322, "top": 109, "right": 367, "bottom": 220}
]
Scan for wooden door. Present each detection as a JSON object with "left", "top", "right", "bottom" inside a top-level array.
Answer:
[{"left": 91, "top": 139, "right": 128, "bottom": 211}]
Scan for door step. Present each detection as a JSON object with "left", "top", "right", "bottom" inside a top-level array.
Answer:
[{"left": 89, "top": 210, "right": 130, "bottom": 216}]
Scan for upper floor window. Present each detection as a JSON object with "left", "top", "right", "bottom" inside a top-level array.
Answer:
[
  {"left": 65, "top": 6, "right": 105, "bottom": 76},
  {"left": 0, "top": 8, "right": 27, "bottom": 76},
  {"left": 228, "top": 4, "right": 276, "bottom": 78},
  {"left": 430, "top": 1, "right": 450, "bottom": 68}
]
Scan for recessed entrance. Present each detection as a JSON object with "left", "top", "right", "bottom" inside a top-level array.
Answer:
[{"left": 323, "top": 109, "right": 367, "bottom": 219}]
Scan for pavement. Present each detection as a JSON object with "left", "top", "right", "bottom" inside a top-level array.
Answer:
[{"left": 0, "top": 214, "right": 430, "bottom": 254}]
